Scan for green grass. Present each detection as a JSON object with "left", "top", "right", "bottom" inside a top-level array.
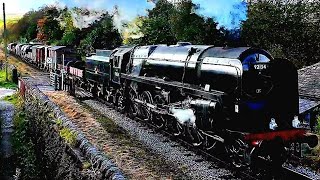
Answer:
[
  {"left": 2, "top": 93, "right": 21, "bottom": 106},
  {"left": 0, "top": 70, "right": 17, "bottom": 89}
]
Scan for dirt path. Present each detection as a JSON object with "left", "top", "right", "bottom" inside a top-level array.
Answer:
[
  {"left": 45, "top": 91, "right": 186, "bottom": 180},
  {"left": 0, "top": 49, "right": 40, "bottom": 76}
]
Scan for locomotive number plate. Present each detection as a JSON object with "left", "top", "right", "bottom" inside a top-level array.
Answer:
[{"left": 254, "top": 64, "right": 267, "bottom": 70}]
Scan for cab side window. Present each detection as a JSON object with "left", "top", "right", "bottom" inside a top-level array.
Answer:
[{"left": 114, "top": 56, "right": 121, "bottom": 68}]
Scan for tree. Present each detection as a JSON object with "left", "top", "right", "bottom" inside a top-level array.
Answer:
[
  {"left": 42, "top": 18, "right": 63, "bottom": 43},
  {"left": 139, "top": 0, "right": 177, "bottom": 45},
  {"left": 241, "top": 0, "right": 320, "bottom": 67},
  {"left": 25, "top": 23, "right": 38, "bottom": 41},
  {"left": 37, "top": 18, "right": 47, "bottom": 42},
  {"left": 129, "top": 0, "right": 223, "bottom": 46},
  {"left": 122, "top": 16, "right": 144, "bottom": 45},
  {"left": 79, "top": 13, "right": 122, "bottom": 55},
  {"left": 58, "top": 8, "right": 78, "bottom": 46},
  {"left": 8, "top": 9, "right": 45, "bottom": 42}
]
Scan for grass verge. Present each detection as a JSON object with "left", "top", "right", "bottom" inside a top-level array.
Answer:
[
  {"left": 0, "top": 69, "right": 17, "bottom": 89},
  {"left": 2, "top": 93, "right": 20, "bottom": 106}
]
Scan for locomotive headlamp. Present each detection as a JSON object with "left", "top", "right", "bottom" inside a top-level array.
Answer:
[
  {"left": 292, "top": 116, "right": 301, "bottom": 128},
  {"left": 269, "top": 118, "right": 278, "bottom": 130}
]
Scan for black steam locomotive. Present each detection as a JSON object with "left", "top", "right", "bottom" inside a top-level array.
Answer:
[
  {"left": 9, "top": 42, "right": 318, "bottom": 168},
  {"left": 65, "top": 44, "right": 318, "bottom": 168}
]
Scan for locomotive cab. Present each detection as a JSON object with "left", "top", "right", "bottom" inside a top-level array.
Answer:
[{"left": 110, "top": 46, "right": 136, "bottom": 84}]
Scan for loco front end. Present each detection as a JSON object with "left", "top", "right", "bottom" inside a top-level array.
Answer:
[{"left": 238, "top": 49, "right": 318, "bottom": 167}]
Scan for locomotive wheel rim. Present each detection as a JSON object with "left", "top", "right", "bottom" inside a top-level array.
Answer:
[
  {"left": 153, "top": 95, "right": 167, "bottom": 129},
  {"left": 117, "top": 92, "right": 125, "bottom": 113},
  {"left": 190, "top": 128, "right": 203, "bottom": 147},
  {"left": 154, "top": 115, "right": 165, "bottom": 129},
  {"left": 202, "top": 132, "right": 218, "bottom": 151},
  {"left": 173, "top": 122, "right": 183, "bottom": 136},
  {"left": 139, "top": 91, "right": 153, "bottom": 121},
  {"left": 128, "top": 89, "right": 139, "bottom": 118},
  {"left": 205, "top": 140, "right": 217, "bottom": 151}
]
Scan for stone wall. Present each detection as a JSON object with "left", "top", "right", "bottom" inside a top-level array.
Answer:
[{"left": 21, "top": 78, "right": 126, "bottom": 180}]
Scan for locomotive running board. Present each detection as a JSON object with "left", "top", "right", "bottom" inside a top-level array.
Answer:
[{"left": 121, "top": 74, "right": 226, "bottom": 102}]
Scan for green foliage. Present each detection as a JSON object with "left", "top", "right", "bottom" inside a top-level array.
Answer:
[
  {"left": 58, "top": 8, "right": 79, "bottom": 46},
  {"left": 128, "top": 0, "right": 223, "bottom": 46},
  {"left": 241, "top": 0, "right": 320, "bottom": 68},
  {"left": 55, "top": 118, "right": 63, "bottom": 128},
  {"left": 7, "top": 9, "right": 45, "bottom": 42},
  {"left": 43, "top": 18, "right": 63, "bottom": 42},
  {"left": 0, "top": 69, "right": 17, "bottom": 89},
  {"left": 59, "top": 30, "right": 77, "bottom": 46},
  {"left": 59, "top": 127, "right": 77, "bottom": 147},
  {"left": 25, "top": 23, "right": 38, "bottom": 41},
  {"left": 122, "top": 17, "right": 144, "bottom": 45},
  {"left": 12, "top": 98, "right": 42, "bottom": 179},
  {"left": 138, "top": 0, "right": 177, "bottom": 45},
  {"left": 2, "top": 93, "right": 21, "bottom": 106},
  {"left": 60, "top": 8, "right": 75, "bottom": 33},
  {"left": 82, "top": 161, "right": 91, "bottom": 169},
  {"left": 79, "top": 13, "right": 122, "bottom": 54}
]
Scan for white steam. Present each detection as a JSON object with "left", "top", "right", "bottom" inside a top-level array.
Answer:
[{"left": 70, "top": 10, "right": 104, "bottom": 29}]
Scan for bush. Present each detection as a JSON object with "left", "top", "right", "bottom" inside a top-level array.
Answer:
[
  {"left": 59, "top": 127, "right": 77, "bottom": 147},
  {"left": 11, "top": 95, "right": 42, "bottom": 179},
  {"left": 0, "top": 70, "right": 17, "bottom": 89}
]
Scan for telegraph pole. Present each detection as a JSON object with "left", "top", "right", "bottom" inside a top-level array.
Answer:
[{"left": 3, "top": 3, "right": 8, "bottom": 81}]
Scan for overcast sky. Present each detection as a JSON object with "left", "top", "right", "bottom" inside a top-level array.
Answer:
[{"left": 0, "top": 0, "right": 246, "bottom": 29}]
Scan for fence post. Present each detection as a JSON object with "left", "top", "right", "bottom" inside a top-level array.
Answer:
[
  {"left": 12, "top": 68, "right": 18, "bottom": 84},
  {"left": 54, "top": 73, "right": 58, "bottom": 90}
]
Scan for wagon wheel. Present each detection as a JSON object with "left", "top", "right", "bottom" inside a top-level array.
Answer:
[
  {"left": 127, "top": 88, "right": 139, "bottom": 119},
  {"left": 139, "top": 91, "right": 153, "bottom": 121}
]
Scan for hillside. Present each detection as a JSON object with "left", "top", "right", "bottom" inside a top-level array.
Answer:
[
  {"left": 0, "top": 14, "right": 22, "bottom": 31},
  {"left": 0, "top": 14, "right": 22, "bottom": 34}
]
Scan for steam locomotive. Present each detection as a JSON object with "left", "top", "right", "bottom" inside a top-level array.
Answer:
[{"left": 8, "top": 42, "right": 318, "bottom": 169}]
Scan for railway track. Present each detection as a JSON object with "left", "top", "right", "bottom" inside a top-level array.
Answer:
[{"left": 10, "top": 52, "right": 318, "bottom": 180}]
